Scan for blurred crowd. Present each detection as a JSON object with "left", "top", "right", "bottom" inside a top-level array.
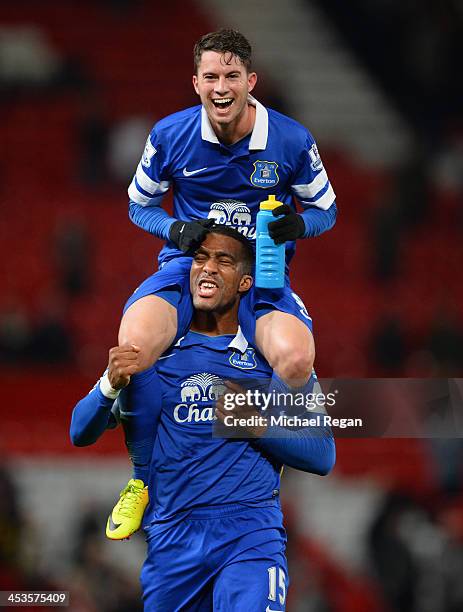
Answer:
[
  {"left": 1, "top": 2, "right": 461, "bottom": 377},
  {"left": 317, "top": 0, "right": 463, "bottom": 140},
  {"left": 2, "top": 460, "right": 463, "bottom": 612},
  {"left": 0, "top": 466, "right": 142, "bottom": 611},
  {"left": 0, "top": 2, "right": 462, "bottom": 610}
]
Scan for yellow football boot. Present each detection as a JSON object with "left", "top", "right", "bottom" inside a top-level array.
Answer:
[{"left": 106, "top": 479, "right": 148, "bottom": 540}]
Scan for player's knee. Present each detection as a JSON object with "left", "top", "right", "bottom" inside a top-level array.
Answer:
[
  {"left": 119, "top": 296, "right": 178, "bottom": 371},
  {"left": 118, "top": 335, "right": 157, "bottom": 373},
  {"left": 117, "top": 324, "right": 156, "bottom": 371},
  {"left": 273, "top": 344, "right": 314, "bottom": 386}
]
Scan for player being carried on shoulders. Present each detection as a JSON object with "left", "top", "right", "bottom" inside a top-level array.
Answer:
[{"left": 107, "top": 28, "right": 337, "bottom": 537}]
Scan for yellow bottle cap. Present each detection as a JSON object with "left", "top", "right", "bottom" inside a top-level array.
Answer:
[{"left": 260, "top": 195, "right": 282, "bottom": 210}]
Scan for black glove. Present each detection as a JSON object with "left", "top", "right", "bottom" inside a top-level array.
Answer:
[
  {"left": 169, "top": 218, "right": 215, "bottom": 253},
  {"left": 268, "top": 204, "right": 305, "bottom": 244}
]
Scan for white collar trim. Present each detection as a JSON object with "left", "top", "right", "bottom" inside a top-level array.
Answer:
[
  {"left": 248, "top": 96, "right": 268, "bottom": 150},
  {"left": 174, "top": 326, "right": 249, "bottom": 353},
  {"left": 228, "top": 326, "right": 249, "bottom": 353},
  {"left": 201, "top": 95, "right": 268, "bottom": 150},
  {"left": 201, "top": 106, "right": 219, "bottom": 143}
]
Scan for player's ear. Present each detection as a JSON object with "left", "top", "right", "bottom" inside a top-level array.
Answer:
[
  {"left": 238, "top": 274, "right": 253, "bottom": 293},
  {"left": 192, "top": 74, "right": 200, "bottom": 95},
  {"left": 247, "top": 72, "right": 257, "bottom": 93}
]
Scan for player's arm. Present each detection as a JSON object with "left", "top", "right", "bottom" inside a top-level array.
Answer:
[
  {"left": 127, "top": 128, "right": 174, "bottom": 239},
  {"left": 268, "top": 134, "right": 337, "bottom": 244},
  {"left": 253, "top": 421, "right": 335, "bottom": 476},
  {"left": 215, "top": 381, "right": 335, "bottom": 476},
  {"left": 70, "top": 383, "right": 118, "bottom": 446},
  {"left": 128, "top": 128, "right": 213, "bottom": 251},
  {"left": 70, "top": 345, "right": 140, "bottom": 446}
]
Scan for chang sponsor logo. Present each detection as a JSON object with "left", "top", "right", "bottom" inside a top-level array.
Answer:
[
  {"left": 174, "top": 373, "right": 226, "bottom": 423},
  {"left": 207, "top": 200, "right": 255, "bottom": 239}
]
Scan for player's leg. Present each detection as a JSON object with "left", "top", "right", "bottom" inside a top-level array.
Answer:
[
  {"left": 119, "top": 294, "right": 177, "bottom": 371},
  {"left": 106, "top": 368, "right": 162, "bottom": 541},
  {"left": 141, "top": 522, "right": 213, "bottom": 611},
  {"left": 254, "top": 287, "right": 315, "bottom": 387},
  {"left": 214, "top": 555, "right": 289, "bottom": 612},
  {"left": 212, "top": 511, "right": 289, "bottom": 612},
  {"left": 108, "top": 296, "right": 179, "bottom": 539},
  {"left": 108, "top": 299, "right": 178, "bottom": 540},
  {"left": 119, "top": 256, "right": 194, "bottom": 372},
  {"left": 256, "top": 310, "right": 314, "bottom": 387},
  {"left": 202, "top": 502, "right": 288, "bottom": 611},
  {"left": 108, "top": 258, "right": 194, "bottom": 539}
]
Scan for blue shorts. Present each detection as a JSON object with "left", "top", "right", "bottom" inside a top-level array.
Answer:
[
  {"left": 140, "top": 502, "right": 288, "bottom": 611},
  {"left": 239, "top": 280, "right": 313, "bottom": 346},
  {"left": 123, "top": 257, "right": 313, "bottom": 344},
  {"left": 124, "top": 257, "right": 193, "bottom": 343}
]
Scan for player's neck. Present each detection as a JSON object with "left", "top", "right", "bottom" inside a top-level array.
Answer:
[
  {"left": 212, "top": 103, "right": 256, "bottom": 146},
  {"left": 190, "top": 308, "right": 239, "bottom": 336}
]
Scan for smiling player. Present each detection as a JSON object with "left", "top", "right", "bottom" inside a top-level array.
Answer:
[
  {"left": 121, "top": 28, "right": 337, "bottom": 390},
  {"left": 103, "top": 28, "right": 337, "bottom": 542}
]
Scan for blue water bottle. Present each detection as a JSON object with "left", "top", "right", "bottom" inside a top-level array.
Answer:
[{"left": 255, "top": 195, "right": 285, "bottom": 289}]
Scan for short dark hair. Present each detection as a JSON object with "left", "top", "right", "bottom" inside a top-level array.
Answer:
[
  {"left": 193, "top": 29, "right": 252, "bottom": 73},
  {"left": 207, "top": 224, "right": 254, "bottom": 275}
]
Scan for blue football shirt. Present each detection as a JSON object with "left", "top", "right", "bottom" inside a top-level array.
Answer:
[
  {"left": 128, "top": 96, "right": 336, "bottom": 266},
  {"left": 132, "top": 328, "right": 282, "bottom": 527}
]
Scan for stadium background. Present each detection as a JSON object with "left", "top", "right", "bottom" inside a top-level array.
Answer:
[{"left": 0, "top": 1, "right": 462, "bottom": 610}]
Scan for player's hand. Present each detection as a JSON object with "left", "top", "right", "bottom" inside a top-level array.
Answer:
[
  {"left": 215, "top": 380, "right": 268, "bottom": 438},
  {"left": 107, "top": 344, "right": 141, "bottom": 389},
  {"left": 169, "top": 219, "right": 215, "bottom": 253},
  {"left": 268, "top": 204, "right": 305, "bottom": 244}
]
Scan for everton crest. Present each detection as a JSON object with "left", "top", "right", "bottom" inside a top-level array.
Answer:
[
  {"left": 251, "top": 161, "right": 279, "bottom": 188},
  {"left": 229, "top": 348, "right": 257, "bottom": 370}
]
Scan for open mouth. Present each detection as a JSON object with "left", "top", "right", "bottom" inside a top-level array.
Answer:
[
  {"left": 198, "top": 278, "right": 219, "bottom": 298},
  {"left": 212, "top": 98, "right": 234, "bottom": 110}
]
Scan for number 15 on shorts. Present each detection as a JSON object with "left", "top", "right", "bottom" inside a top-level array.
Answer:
[{"left": 267, "top": 565, "right": 286, "bottom": 609}]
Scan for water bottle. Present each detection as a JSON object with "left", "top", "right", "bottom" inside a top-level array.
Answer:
[{"left": 255, "top": 195, "right": 285, "bottom": 289}]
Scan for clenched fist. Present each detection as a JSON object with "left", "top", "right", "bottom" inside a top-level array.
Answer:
[{"left": 107, "top": 344, "right": 141, "bottom": 389}]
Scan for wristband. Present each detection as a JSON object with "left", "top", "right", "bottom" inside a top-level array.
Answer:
[{"left": 99, "top": 372, "right": 121, "bottom": 399}]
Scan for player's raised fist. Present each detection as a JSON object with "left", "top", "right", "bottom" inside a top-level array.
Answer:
[{"left": 108, "top": 344, "right": 141, "bottom": 389}]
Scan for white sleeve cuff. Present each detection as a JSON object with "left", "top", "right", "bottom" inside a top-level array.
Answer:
[{"left": 99, "top": 372, "right": 121, "bottom": 399}]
